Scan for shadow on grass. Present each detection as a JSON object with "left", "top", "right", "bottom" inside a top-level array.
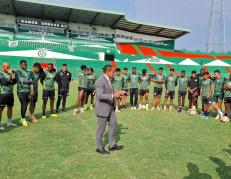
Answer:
[
  {"left": 183, "top": 162, "right": 212, "bottom": 179},
  {"left": 103, "top": 123, "right": 128, "bottom": 147},
  {"left": 209, "top": 156, "right": 231, "bottom": 179},
  {"left": 0, "top": 105, "right": 75, "bottom": 133},
  {"left": 0, "top": 117, "right": 22, "bottom": 133},
  {"left": 222, "top": 145, "right": 231, "bottom": 156}
]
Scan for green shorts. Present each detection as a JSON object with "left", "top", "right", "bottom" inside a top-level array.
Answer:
[{"left": 212, "top": 94, "right": 224, "bottom": 102}]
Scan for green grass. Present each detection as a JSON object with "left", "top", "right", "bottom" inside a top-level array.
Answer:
[{"left": 0, "top": 81, "right": 231, "bottom": 179}]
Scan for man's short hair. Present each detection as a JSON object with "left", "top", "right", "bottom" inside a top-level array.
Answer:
[
  {"left": 181, "top": 70, "right": 186, "bottom": 73},
  {"left": 116, "top": 68, "right": 121, "bottom": 72},
  {"left": 102, "top": 65, "right": 112, "bottom": 73},
  {"left": 33, "top": 63, "right": 41, "bottom": 68},
  {"left": 142, "top": 69, "right": 147, "bottom": 74},
  {"left": 132, "top": 67, "right": 136, "bottom": 70},
  {"left": 191, "top": 70, "right": 197, "bottom": 74},
  {"left": 214, "top": 70, "right": 220, "bottom": 74},
  {"left": 200, "top": 68, "right": 204, "bottom": 71},
  {"left": 48, "top": 63, "right": 53, "bottom": 66},
  {"left": 62, "top": 64, "right": 67, "bottom": 66},
  {"left": 89, "top": 67, "right": 94, "bottom": 73},
  {"left": 20, "top": 60, "right": 27, "bottom": 65},
  {"left": 170, "top": 68, "right": 175, "bottom": 72},
  {"left": 81, "top": 65, "right": 87, "bottom": 70},
  {"left": 204, "top": 72, "right": 209, "bottom": 75},
  {"left": 159, "top": 67, "right": 163, "bottom": 71},
  {"left": 124, "top": 68, "right": 128, "bottom": 71}
]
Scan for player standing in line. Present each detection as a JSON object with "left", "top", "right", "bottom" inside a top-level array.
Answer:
[
  {"left": 163, "top": 69, "right": 177, "bottom": 112},
  {"left": 84, "top": 68, "right": 96, "bottom": 110},
  {"left": 29, "top": 63, "right": 43, "bottom": 122},
  {"left": 129, "top": 67, "right": 139, "bottom": 110},
  {"left": 121, "top": 68, "right": 129, "bottom": 110},
  {"left": 74, "top": 65, "right": 88, "bottom": 115},
  {"left": 151, "top": 67, "right": 165, "bottom": 111},
  {"left": 40, "top": 63, "right": 58, "bottom": 119},
  {"left": 200, "top": 72, "right": 213, "bottom": 120},
  {"left": 211, "top": 70, "right": 225, "bottom": 120},
  {"left": 138, "top": 69, "right": 151, "bottom": 111},
  {"left": 223, "top": 74, "right": 231, "bottom": 118},
  {"left": 177, "top": 70, "right": 188, "bottom": 112},
  {"left": 56, "top": 64, "right": 72, "bottom": 113},
  {"left": 113, "top": 68, "right": 123, "bottom": 112},
  {"left": 188, "top": 70, "right": 200, "bottom": 113},
  {"left": 16, "top": 60, "right": 34, "bottom": 127},
  {"left": 197, "top": 68, "right": 205, "bottom": 115},
  {"left": 0, "top": 62, "right": 17, "bottom": 130}
]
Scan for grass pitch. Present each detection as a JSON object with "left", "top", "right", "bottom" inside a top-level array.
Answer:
[{"left": 0, "top": 81, "right": 231, "bottom": 179}]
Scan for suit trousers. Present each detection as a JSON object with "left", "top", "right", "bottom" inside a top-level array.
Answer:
[{"left": 96, "top": 109, "right": 117, "bottom": 150}]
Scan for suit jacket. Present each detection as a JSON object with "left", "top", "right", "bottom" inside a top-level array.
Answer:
[{"left": 95, "top": 75, "right": 115, "bottom": 118}]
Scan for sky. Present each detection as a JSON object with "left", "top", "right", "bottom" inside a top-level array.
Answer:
[{"left": 44, "top": 0, "right": 231, "bottom": 52}]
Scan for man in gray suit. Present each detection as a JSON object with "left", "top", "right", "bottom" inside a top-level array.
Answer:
[{"left": 95, "top": 65, "right": 125, "bottom": 154}]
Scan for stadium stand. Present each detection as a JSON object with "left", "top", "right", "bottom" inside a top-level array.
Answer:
[
  {"left": 138, "top": 46, "right": 158, "bottom": 56},
  {"left": 116, "top": 44, "right": 139, "bottom": 55},
  {"left": 0, "top": 0, "right": 230, "bottom": 79}
]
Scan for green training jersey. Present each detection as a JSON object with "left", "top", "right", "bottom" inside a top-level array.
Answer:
[
  {"left": 154, "top": 74, "right": 165, "bottom": 89},
  {"left": 213, "top": 76, "right": 226, "bottom": 95},
  {"left": 129, "top": 73, "right": 139, "bottom": 89},
  {"left": 166, "top": 75, "right": 177, "bottom": 91},
  {"left": 0, "top": 71, "right": 14, "bottom": 95},
  {"left": 32, "top": 72, "right": 40, "bottom": 93},
  {"left": 78, "top": 70, "right": 87, "bottom": 88},
  {"left": 201, "top": 78, "right": 212, "bottom": 97},
  {"left": 43, "top": 71, "right": 56, "bottom": 91},
  {"left": 198, "top": 74, "right": 204, "bottom": 89},
  {"left": 113, "top": 76, "right": 123, "bottom": 91},
  {"left": 224, "top": 79, "right": 231, "bottom": 98},
  {"left": 16, "top": 69, "right": 33, "bottom": 93},
  {"left": 86, "top": 74, "right": 96, "bottom": 90},
  {"left": 178, "top": 76, "right": 188, "bottom": 92},
  {"left": 122, "top": 74, "right": 129, "bottom": 89},
  {"left": 139, "top": 75, "right": 150, "bottom": 90}
]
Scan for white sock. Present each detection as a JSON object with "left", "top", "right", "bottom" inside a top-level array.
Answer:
[{"left": 218, "top": 110, "right": 223, "bottom": 115}]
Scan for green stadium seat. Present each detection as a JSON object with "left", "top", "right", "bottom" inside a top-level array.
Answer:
[{"left": 1, "top": 33, "right": 231, "bottom": 79}]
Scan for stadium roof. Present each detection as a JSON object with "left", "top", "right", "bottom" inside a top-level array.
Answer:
[{"left": 0, "top": 0, "right": 191, "bottom": 39}]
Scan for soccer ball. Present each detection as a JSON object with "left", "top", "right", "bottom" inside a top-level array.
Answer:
[
  {"left": 141, "top": 105, "right": 146, "bottom": 110},
  {"left": 190, "top": 108, "right": 197, "bottom": 116},
  {"left": 190, "top": 110, "right": 197, "bottom": 116},
  {"left": 189, "top": 106, "right": 197, "bottom": 116},
  {"left": 221, "top": 116, "right": 230, "bottom": 123}
]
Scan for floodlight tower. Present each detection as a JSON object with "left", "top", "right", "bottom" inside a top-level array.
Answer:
[{"left": 206, "top": 0, "right": 225, "bottom": 53}]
